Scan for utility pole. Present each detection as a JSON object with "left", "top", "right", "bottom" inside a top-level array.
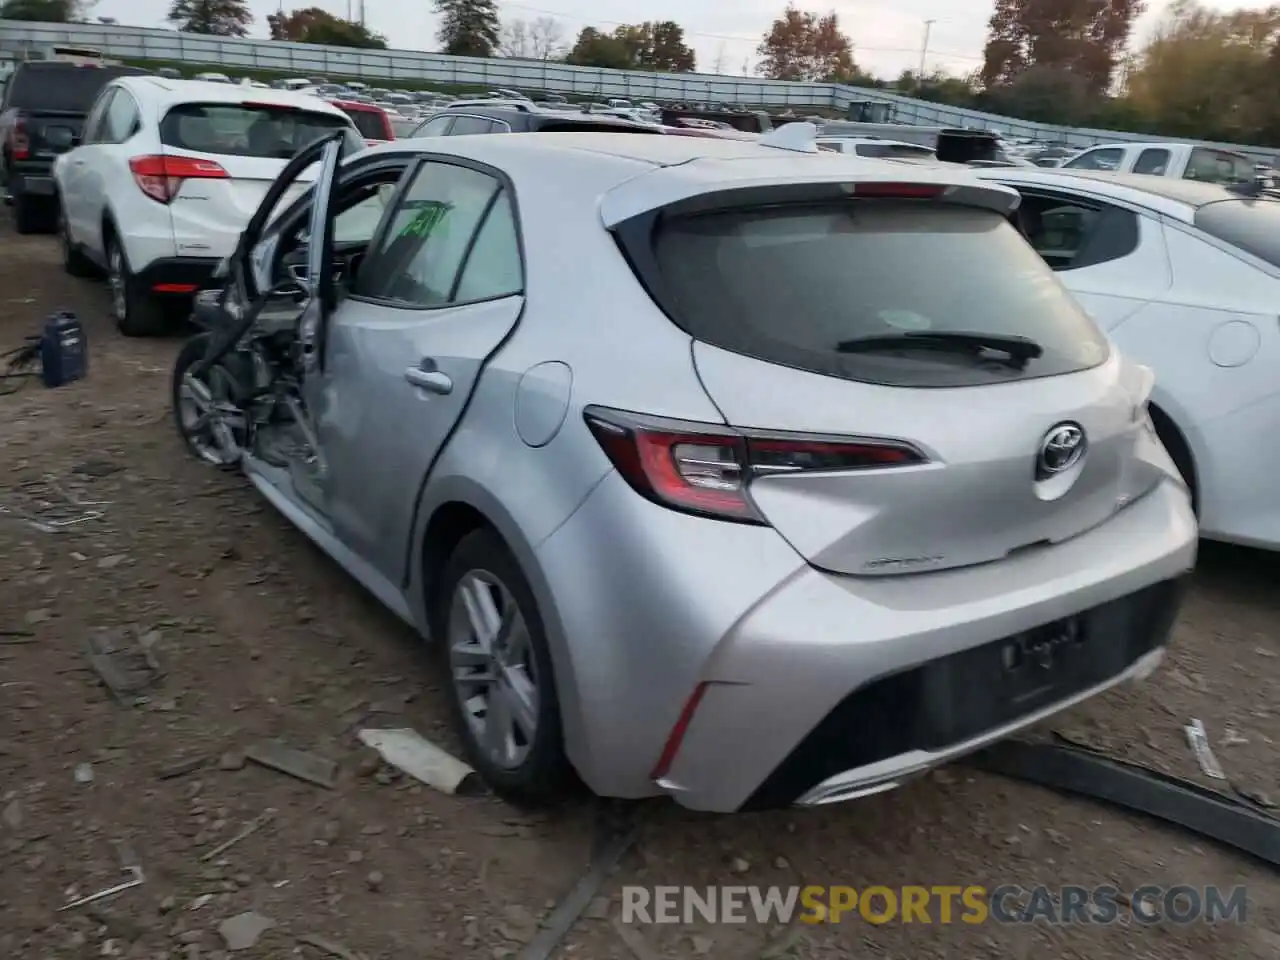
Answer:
[{"left": 918, "top": 19, "right": 935, "bottom": 78}]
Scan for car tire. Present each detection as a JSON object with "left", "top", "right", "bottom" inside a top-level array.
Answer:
[
  {"left": 106, "top": 232, "right": 166, "bottom": 338},
  {"left": 13, "top": 193, "right": 50, "bottom": 235},
  {"left": 432, "top": 527, "right": 574, "bottom": 806},
  {"left": 171, "top": 333, "right": 244, "bottom": 469},
  {"left": 58, "top": 202, "right": 97, "bottom": 278}
]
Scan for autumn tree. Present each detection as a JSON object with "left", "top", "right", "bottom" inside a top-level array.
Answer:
[
  {"left": 0, "top": 0, "right": 93, "bottom": 20},
  {"left": 268, "top": 7, "right": 386, "bottom": 48},
  {"left": 756, "top": 4, "right": 857, "bottom": 83},
  {"left": 167, "top": 0, "right": 252, "bottom": 36},
  {"left": 981, "top": 0, "right": 1144, "bottom": 96},
  {"left": 1125, "top": 0, "right": 1280, "bottom": 142},
  {"left": 433, "top": 0, "right": 500, "bottom": 58},
  {"left": 566, "top": 21, "right": 695, "bottom": 72}
]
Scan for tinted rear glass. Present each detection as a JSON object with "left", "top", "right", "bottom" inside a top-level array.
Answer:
[
  {"left": 855, "top": 142, "right": 934, "bottom": 159},
  {"left": 537, "top": 120, "right": 658, "bottom": 134},
  {"left": 160, "top": 103, "right": 348, "bottom": 158},
  {"left": 339, "top": 106, "right": 387, "bottom": 140},
  {"left": 1195, "top": 199, "right": 1280, "bottom": 268},
  {"left": 7, "top": 64, "right": 146, "bottom": 112},
  {"left": 652, "top": 200, "right": 1109, "bottom": 388}
]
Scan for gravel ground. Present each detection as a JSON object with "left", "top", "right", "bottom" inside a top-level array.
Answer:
[{"left": 0, "top": 221, "right": 1277, "bottom": 960}]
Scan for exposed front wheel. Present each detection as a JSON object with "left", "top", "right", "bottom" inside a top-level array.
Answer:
[
  {"left": 172, "top": 334, "right": 246, "bottom": 469},
  {"left": 433, "top": 528, "right": 573, "bottom": 806}
]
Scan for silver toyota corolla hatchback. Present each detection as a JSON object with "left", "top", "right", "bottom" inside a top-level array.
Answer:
[{"left": 173, "top": 128, "right": 1197, "bottom": 812}]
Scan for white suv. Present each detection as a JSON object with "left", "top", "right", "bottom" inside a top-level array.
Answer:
[{"left": 53, "top": 77, "right": 357, "bottom": 336}]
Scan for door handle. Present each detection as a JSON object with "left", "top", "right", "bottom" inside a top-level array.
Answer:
[{"left": 404, "top": 361, "right": 452, "bottom": 395}]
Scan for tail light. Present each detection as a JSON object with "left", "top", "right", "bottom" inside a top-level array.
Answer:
[
  {"left": 584, "top": 406, "right": 923, "bottom": 524},
  {"left": 853, "top": 182, "right": 945, "bottom": 199},
  {"left": 129, "top": 155, "right": 228, "bottom": 203},
  {"left": 9, "top": 118, "right": 29, "bottom": 161}
]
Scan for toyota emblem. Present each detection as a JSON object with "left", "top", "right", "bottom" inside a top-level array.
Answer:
[{"left": 1036, "top": 422, "right": 1086, "bottom": 479}]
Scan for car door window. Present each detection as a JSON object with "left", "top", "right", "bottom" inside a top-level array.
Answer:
[
  {"left": 1063, "top": 147, "right": 1123, "bottom": 171},
  {"left": 453, "top": 189, "right": 522, "bottom": 301},
  {"left": 1185, "top": 148, "right": 1252, "bottom": 184},
  {"left": 415, "top": 115, "right": 454, "bottom": 136},
  {"left": 354, "top": 161, "right": 500, "bottom": 306},
  {"left": 1132, "top": 148, "right": 1170, "bottom": 175},
  {"left": 82, "top": 89, "right": 115, "bottom": 144},
  {"left": 447, "top": 115, "right": 494, "bottom": 135},
  {"left": 100, "top": 89, "right": 139, "bottom": 143},
  {"left": 1016, "top": 194, "right": 1139, "bottom": 271}
]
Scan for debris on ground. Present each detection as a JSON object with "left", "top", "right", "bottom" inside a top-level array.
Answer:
[
  {"left": 356, "top": 727, "right": 481, "bottom": 796},
  {"left": 0, "top": 474, "right": 109, "bottom": 532},
  {"left": 58, "top": 840, "right": 144, "bottom": 911},
  {"left": 297, "top": 932, "right": 367, "bottom": 960},
  {"left": 200, "top": 809, "right": 275, "bottom": 862},
  {"left": 1185, "top": 718, "right": 1227, "bottom": 779},
  {"left": 73, "top": 761, "right": 94, "bottom": 783},
  {"left": 84, "top": 627, "right": 163, "bottom": 703},
  {"left": 155, "top": 754, "right": 210, "bottom": 780},
  {"left": 244, "top": 740, "right": 338, "bottom": 788},
  {"left": 218, "top": 910, "right": 274, "bottom": 950}
]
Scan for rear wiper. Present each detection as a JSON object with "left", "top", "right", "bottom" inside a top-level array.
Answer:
[{"left": 836, "top": 330, "right": 1044, "bottom": 364}]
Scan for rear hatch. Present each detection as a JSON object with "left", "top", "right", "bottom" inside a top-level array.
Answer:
[
  {"left": 155, "top": 100, "right": 351, "bottom": 259},
  {"left": 7, "top": 63, "right": 146, "bottom": 163},
  {"left": 615, "top": 179, "right": 1151, "bottom": 576}
]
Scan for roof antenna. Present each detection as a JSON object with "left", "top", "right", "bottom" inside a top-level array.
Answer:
[{"left": 757, "top": 121, "right": 819, "bottom": 154}]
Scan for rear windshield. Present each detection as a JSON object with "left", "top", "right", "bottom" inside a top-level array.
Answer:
[
  {"left": 1195, "top": 199, "right": 1280, "bottom": 268},
  {"left": 6, "top": 64, "right": 146, "bottom": 112},
  {"left": 160, "top": 103, "right": 349, "bottom": 159},
  {"left": 537, "top": 120, "right": 658, "bottom": 134},
  {"left": 651, "top": 200, "right": 1110, "bottom": 388},
  {"left": 855, "top": 142, "right": 935, "bottom": 159},
  {"left": 338, "top": 105, "right": 387, "bottom": 140}
]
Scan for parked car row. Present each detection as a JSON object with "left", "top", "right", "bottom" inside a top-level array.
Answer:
[{"left": 23, "top": 88, "right": 1280, "bottom": 813}]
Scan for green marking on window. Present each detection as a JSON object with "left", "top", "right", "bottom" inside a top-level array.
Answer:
[{"left": 399, "top": 201, "right": 453, "bottom": 239}]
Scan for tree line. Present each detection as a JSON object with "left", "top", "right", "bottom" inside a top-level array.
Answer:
[{"left": 4, "top": 0, "right": 1278, "bottom": 146}]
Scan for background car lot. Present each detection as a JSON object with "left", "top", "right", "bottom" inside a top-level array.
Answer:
[{"left": 0, "top": 221, "right": 1277, "bottom": 956}]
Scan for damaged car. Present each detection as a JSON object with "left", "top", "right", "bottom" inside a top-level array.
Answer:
[{"left": 172, "top": 128, "right": 1197, "bottom": 811}]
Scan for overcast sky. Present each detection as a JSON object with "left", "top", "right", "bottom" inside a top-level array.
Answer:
[{"left": 90, "top": 0, "right": 1249, "bottom": 79}]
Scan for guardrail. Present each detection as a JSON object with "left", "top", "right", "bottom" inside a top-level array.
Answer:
[{"left": 2, "top": 20, "right": 1277, "bottom": 163}]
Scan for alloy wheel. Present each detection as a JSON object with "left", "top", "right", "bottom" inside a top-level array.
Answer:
[
  {"left": 447, "top": 570, "right": 540, "bottom": 770},
  {"left": 176, "top": 367, "right": 243, "bottom": 465}
]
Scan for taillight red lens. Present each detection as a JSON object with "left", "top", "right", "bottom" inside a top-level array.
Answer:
[
  {"left": 10, "top": 119, "right": 29, "bottom": 161},
  {"left": 584, "top": 407, "right": 923, "bottom": 523},
  {"left": 129, "top": 154, "right": 229, "bottom": 203}
]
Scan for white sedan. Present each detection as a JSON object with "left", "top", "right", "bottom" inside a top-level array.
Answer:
[{"left": 977, "top": 167, "right": 1280, "bottom": 549}]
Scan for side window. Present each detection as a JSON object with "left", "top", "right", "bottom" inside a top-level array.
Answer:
[
  {"left": 83, "top": 89, "right": 115, "bottom": 143},
  {"left": 453, "top": 190, "right": 522, "bottom": 301},
  {"left": 1185, "top": 149, "right": 1253, "bottom": 184},
  {"left": 100, "top": 90, "right": 139, "bottom": 143},
  {"left": 1016, "top": 194, "right": 1139, "bottom": 271},
  {"left": 447, "top": 115, "right": 494, "bottom": 135},
  {"left": 355, "top": 161, "right": 500, "bottom": 306},
  {"left": 1063, "top": 147, "right": 1123, "bottom": 171},
  {"left": 1132, "top": 148, "right": 1170, "bottom": 175},
  {"left": 415, "top": 115, "right": 453, "bottom": 137}
]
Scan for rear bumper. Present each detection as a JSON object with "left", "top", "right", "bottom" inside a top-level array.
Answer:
[
  {"left": 536, "top": 470, "right": 1196, "bottom": 812},
  {"left": 8, "top": 164, "right": 56, "bottom": 200},
  {"left": 133, "top": 257, "right": 222, "bottom": 295}
]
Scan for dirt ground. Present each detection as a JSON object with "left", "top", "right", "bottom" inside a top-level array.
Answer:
[{"left": 0, "top": 219, "right": 1278, "bottom": 960}]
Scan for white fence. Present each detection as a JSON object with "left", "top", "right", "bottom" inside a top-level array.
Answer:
[{"left": 3, "top": 20, "right": 1277, "bottom": 162}]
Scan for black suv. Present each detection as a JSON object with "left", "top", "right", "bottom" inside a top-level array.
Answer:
[
  {"left": 0, "top": 61, "right": 148, "bottom": 232},
  {"left": 410, "top": 101, "right": 660, "bottom": 138}
]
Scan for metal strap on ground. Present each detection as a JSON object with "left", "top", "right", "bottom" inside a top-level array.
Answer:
[
  {"left": 969, "top": 739, "right": 1280, "bottom": 868},
  {"left": 514, "top": 813, "right": 639, "bottom": 960}
]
